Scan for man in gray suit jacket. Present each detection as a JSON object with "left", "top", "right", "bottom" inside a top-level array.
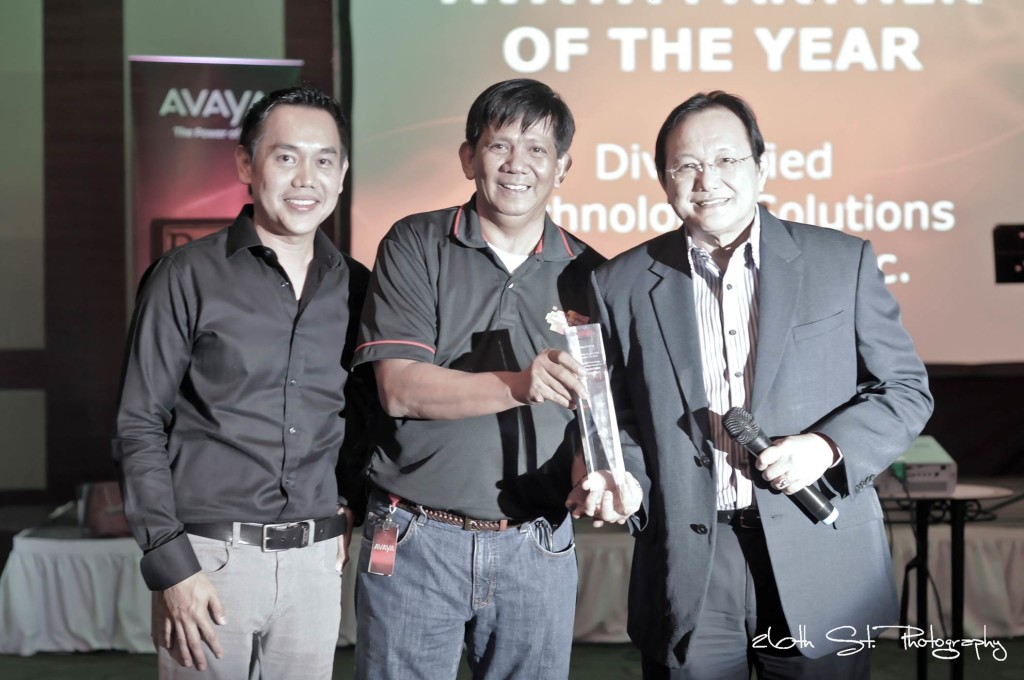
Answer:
[{"left": 587, "top": 92, "right": 933, "bottom": 679}]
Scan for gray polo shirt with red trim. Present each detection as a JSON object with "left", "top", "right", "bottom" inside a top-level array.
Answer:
[{"left": 354, "top": 196, "right": 606, "bottom": 520}]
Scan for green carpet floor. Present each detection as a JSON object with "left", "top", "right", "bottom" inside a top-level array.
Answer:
[{"left": 0, "top": 638, "right": 1021, "bottom": 679}]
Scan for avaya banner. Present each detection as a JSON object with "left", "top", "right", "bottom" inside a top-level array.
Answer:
[{"left": 129, "top": 56, "right": 302, "bottom": 283}]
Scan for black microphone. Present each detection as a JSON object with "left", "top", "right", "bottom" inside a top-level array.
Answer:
[{"left": 723, "top": 407, "right": 838, "bottom": 525}]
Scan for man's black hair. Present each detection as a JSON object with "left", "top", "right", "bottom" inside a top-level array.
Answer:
[
  {"left": 654, "top": 91, "right": 765, "bottom": 183},
  {"left": 239, "top": 82, "right": 349, "bottom": 159},
  {"left": 465, "top": 79, "right": 575, "bottom": 157}
]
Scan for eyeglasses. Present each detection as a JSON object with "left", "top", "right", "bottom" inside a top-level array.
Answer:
[{"left": 665, "top": 155, "right": 754, "bottom": 182}]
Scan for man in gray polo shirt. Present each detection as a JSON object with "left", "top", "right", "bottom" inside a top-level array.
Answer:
[{"left": 352, "top": 79, "right": 639, "bottom": 679}]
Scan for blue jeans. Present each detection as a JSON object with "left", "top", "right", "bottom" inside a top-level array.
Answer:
[{"left": 354, "top": 493, "right": 578, "bottom": 680}]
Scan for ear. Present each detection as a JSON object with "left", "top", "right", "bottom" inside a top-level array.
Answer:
[
  {"left": 458, "top": 141, "right": 476, "bottom": 180},
  {"left": 554, "top": 153, "right": 572, "bottom": 188},
  {"left": 235, "top": 145, "right": 253, "bottom": 184},
  {"left": 756, "top": 152, "right": 768, "bottom": 193},
  {"left": 338, "top": 158, "right": 350, "bottom": 195},
  {"left": 657, "top": 167, "right": 670, "bottom": 193}
]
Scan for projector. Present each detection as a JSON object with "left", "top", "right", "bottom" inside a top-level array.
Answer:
[{"left": 873, "top": 436, "right": 957, "bottom": 498}]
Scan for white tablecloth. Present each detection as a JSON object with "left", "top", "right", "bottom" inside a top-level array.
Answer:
[
  {"left": 0, "top": 526, "right": 151, "bottom": 655},
  {"left": 887, "top": 522, "right": 1024, "bottom": 639},
  {"left": 573, "top": 524, "right": 632, "bottom": 642}
]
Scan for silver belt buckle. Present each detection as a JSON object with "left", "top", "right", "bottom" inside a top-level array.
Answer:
[{"left": 261, "top": 519, "right": 315, "bottom": 551}]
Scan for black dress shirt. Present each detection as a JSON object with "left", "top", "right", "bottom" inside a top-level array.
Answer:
[{"left": 113, "top": 206, "right": 371, "bottom": 590}]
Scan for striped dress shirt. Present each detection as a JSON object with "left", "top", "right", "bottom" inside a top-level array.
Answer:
[{"left": 685, "top": 212, "right": 761, "bottom": 511}]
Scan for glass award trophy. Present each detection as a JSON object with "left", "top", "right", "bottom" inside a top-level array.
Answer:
[{"left": 564, "top": 323, "right": 626, "bottom": 486}]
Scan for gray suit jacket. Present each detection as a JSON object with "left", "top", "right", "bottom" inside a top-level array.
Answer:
[{"left": 590, "top": 207, "right": 933, "bottom": 666}]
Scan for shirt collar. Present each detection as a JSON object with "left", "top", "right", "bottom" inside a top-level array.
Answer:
[
  {"left": 225, "top": 204, "right": 343, "bottom": 269},
  {"left": 451, "top": 194, "right": 583, "bottom": 262},
  {"left": 685, "top": 207, "right": 762, "bottom": 273}
]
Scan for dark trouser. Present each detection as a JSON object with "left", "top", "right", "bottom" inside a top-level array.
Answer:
[{"left": 641, "top": 523, "right": 870, "bottom": 680}]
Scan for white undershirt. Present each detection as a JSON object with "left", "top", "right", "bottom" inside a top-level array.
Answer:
[{"left": 488, "top": 242, "right": 530, "bottom": 273}]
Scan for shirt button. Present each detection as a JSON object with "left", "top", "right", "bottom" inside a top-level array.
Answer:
[
  {"left": 508, "top": 283, "right": 514, "bottom": 289},
  {"left": 726, "top": 284, "right": 733, "bottom": 290},
  {"left": 289, "top": 379, "right": 297, "bottom": 386},
  {"left": 690, "top": 524, "right": 709, "bottom": 535},
  {"left": 288, "top": 426, "right": 297, "bottom": 434},
  {"left": 734, "top": 371, "right": 743, "bottom": 378},
  {"left": 728, "top": 330, "right": 737, "bottom": 336}
]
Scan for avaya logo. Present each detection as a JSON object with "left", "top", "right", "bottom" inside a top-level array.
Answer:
[{"left": 158, "top": 89, "right": 265, "bottom": 127}]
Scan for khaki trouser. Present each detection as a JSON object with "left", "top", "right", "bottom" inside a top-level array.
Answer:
[{"left": 158, "top": 533, "right": 342, "bottom": 680}]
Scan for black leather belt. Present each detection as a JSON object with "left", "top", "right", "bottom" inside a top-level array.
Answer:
[
  {"left": 185, "top": 514, "right": 347, "bottom": 551},
  {"left": 394, "top": 499, "right": 522, "bottom": 532},
  {"left": 717, "top": 508, "right": 761, "bottom": 529}
]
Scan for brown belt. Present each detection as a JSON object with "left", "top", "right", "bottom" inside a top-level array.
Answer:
[{"left": 395, "top": 499, "right": 522, "bottom": 532}]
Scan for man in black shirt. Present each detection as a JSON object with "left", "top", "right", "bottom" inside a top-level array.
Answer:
[
  {"left": 113, "top": 84, "right": 369, "bottom": 679},
  {"left": 352, "top": 78, "right": 640, "bottom": 680}
]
